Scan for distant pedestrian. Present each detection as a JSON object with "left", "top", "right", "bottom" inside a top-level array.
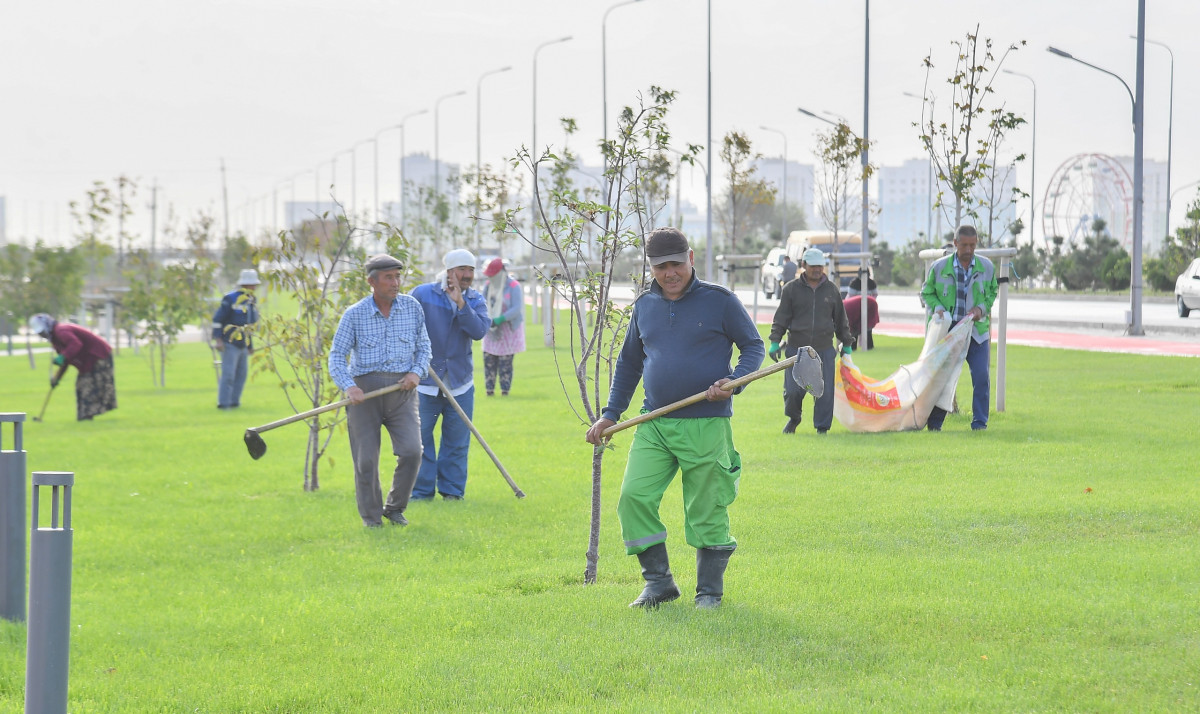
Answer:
[
  {"left": 211, "top": 268, "right": 260, "bottom": 409},
  {"left": 410, "top": 249, "right": 490, "bottom": 501},
  {"left": 480, "top": 258, "right": 525, "bottom": 396},
  {"left": 29, "top": 314, "right": 117, "bottom": 421},
  {"left": 780, "top": 254, "right": 798, "bottom": 285},
  {"left": 920, "top": 225, "right": 997, "bottom": 431},
  {"left": 328, "top": 254, "right": 431, "bottom": 528}
]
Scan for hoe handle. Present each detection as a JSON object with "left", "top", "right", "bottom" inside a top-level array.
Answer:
[
  {"left": 247, "top": 381, "right": 406, "bottom": 435},
  {"left": 601, "top": 355, "right": 798, "bottom": 437}
]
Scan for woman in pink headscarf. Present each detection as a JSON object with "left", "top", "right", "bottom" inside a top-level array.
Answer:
[{"left": 480, "top": 258, "right": 525, "bottom": 396}]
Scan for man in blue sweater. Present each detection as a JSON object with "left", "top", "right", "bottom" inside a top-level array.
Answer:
[
  {"left": 586, "top": 228, "right": 765, "bottom": 609},
  {"left": 411, "top": 249, "right": 491, "bottom": 500}
]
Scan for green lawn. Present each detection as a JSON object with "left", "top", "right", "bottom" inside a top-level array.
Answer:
[{"left": 1, "top": 318, "right": 1197, "bottom": 712}]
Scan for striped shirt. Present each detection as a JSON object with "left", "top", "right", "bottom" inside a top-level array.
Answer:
[
  {"left": 952, "top": 258, "right": 971, "bottom": 324},
  {"left": 328, "top": 294, "right": 432, "bottom": 391}
]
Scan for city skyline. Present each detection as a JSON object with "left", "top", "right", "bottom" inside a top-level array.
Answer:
[{"left": 1, "top": 0, "right": 1195, "bottom": 252}]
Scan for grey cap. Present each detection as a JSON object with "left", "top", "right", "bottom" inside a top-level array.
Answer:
[
  {"left": 645, "top": 227, "right": 691, "bottom": 266},
  {"left": 364, "top": 254, "right": 404, "bottom": 275}
]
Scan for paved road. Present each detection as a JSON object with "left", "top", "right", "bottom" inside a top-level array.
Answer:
[{"left": 606, "top": 284, "right": 1200, "bottom": 358}]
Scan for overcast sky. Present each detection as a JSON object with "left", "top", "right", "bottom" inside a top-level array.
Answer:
[{"left": 1, "top": 0, "right": 1195, "bottom": 246}]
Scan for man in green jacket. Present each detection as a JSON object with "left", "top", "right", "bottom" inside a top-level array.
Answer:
[{"left": 919, "top": 225, "right": 998, "bottom": 431}]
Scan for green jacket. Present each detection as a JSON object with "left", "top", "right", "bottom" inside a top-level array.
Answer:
[{"left": 920, "top": 254, "right": 998, "bottom": 341}]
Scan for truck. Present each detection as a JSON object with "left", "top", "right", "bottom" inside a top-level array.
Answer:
[{"left": 759, "top": 230, "right": 863, "bottom": 298}]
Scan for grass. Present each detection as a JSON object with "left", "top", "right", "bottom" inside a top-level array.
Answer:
[{"left": 1, "top": 316, "right": 1198, "bottom": 712}]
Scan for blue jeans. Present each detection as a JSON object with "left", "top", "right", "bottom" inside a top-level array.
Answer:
[
  {"left": 414, "top": 387, "right": 474, "bottom": 498},
  {"left": 218, "top": 343, "right": 250, "bottom": 407},
  {"left": 927, "top": 337, "right": 990, "bottom": 430}
]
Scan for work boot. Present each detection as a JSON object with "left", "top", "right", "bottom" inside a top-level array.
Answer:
[
  {"left": 629, "top": 543, "right": 681, "bottom": 608},
  {"left": 695, "top": 546, "right": 735, "bottom": 609}
]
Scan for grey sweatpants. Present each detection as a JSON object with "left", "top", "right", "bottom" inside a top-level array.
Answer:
[{"left": 348, "top": 372, "right": 423, "bottom": 526}]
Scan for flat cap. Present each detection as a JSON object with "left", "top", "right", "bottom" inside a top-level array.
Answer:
[{"left": 364, "top": 254, "right": 404, "bottom": 274}]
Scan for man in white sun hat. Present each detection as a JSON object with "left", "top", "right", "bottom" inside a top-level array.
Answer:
[
  {"left": 211, "top": 268, "right": 261, "bottom": 409},
  {"left": 410, "top": 248, "right": 490, "bottom": 501}
]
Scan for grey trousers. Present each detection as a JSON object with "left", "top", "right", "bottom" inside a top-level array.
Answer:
[{"left": 348, "top": 372, "right": 423, "bottom": 526}]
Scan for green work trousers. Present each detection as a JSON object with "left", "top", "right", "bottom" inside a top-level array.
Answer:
[{"left": 617, "top": 416, "right": 741, "bottom": 555}]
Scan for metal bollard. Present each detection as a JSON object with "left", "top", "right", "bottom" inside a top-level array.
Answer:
[
  {"left": 26, "top": 471, "right": 74, "bottom": 714},
  {"left": 0, "top": 413, "right": 26, "bottom": 623}
]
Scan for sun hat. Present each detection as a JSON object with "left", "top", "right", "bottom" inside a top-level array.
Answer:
[
  {"left": 237, "top": 269, "right": 261, "bottom": 286},
  {"left": 443, "top": 248, "right": 477, "bottom": 270}
]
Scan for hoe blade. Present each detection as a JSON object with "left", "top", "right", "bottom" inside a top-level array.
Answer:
[
  {"left": 244, "top": 429, "right": 267, "bottom": 460},
  {"left": 791, "top": 346, "right": 824, "bottom": 398}
]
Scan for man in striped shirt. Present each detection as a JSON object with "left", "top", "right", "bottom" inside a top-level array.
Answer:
[{"left": 328, "top": 254, "right": 432, "bottom": 528}]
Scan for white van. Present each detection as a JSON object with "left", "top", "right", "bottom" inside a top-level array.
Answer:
[{"left": 759, "top": 246, "right": 789, "bottom": 298}]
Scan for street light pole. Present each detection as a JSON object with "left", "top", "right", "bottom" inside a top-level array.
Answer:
[
  {"left": 705, "top": 0, "right": 713, "bottom": 281},
  {"left": 1138, "top": 35, "right": 1174, "bottom": 239},
  {"left": 396, "top": 108, "right": 429, "bottom": 232},
  {"left": 603, "top": 0, "right": 643, "bottom": 148},
  {"left": 532, "top": 36, "right": 574, "bottom": 249},
  {"left": 1002, "top": 69, "right": 1037, "bottom": 248},
  {"left": 902, "top": 91, "right": 934, "bottom": 242},
  {"left": 476, "top": 66, "right": 512, "bottom": 247},
  {"left": 1047, "top": 3, "right": 1146, "bottom": 337},
  {"left": 864, "top": 0, "right": 873, "bottom": 272},
  {"left": 373, "top": 123, "right": 401, "bottom": 225},
  {"left": 434, "top": 90, "right": 467, "bottom": 243},
  {"left": 759, "top": 126, "right": 788, "bottom": 239}
]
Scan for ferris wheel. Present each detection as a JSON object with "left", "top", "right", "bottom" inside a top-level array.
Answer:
[{"left": 1043, "top": 153, "right": 1133, "bottom": 249}]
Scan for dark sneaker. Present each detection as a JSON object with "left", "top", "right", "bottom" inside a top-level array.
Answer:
[
  {"left": 782, "top": 418, "right": 800, "bottom": 434},
  {"left": 382, "top": 510, "right": 408, "bottom": 526},
  {"left": 441, "top": 494, "right": 463, "bottom": 501}
]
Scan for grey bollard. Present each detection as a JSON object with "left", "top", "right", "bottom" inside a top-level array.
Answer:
[
  {"left": 0, "top": 413, "right": 26, "bottom": 623},
  {"left": 26, "top": 471, "right": 74, "bottom": 714}
]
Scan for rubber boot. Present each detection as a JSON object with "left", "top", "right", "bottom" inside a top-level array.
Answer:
[
  {"left": 695, "top": 546, "right": 735, "bottom": 609},
  {"left": 628, "top": 542, "right": 681, "bottom": 608}
]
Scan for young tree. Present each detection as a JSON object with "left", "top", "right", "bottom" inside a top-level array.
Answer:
[
  {"left": 253, "top": 212, "right": 416, "bottom": 491},
  {"left": 813, "top": 122, "right": 874, "bottom": 251},
  {"left": 716, "top": 131, "right": 777, "bottom": 255},
  {"left": 123, "top": 212, "right": 220, "bottom": 387},
  {"left": 916, "top": 26, "right": 1025, "bottom": 229},
  {"left": 69, "top": 180, "right": 117, "bottom": 290},
  {"left": 976, "top": 110, "right": 1028, "bottom": 246},
  {"left": 496, "top": 86, "right": 692, "bottom": 584}
]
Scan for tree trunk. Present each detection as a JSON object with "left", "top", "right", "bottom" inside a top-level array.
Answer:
[
  {"left": 304, "top": 424, "right": 320, "bottom": 492},
  {"left": 584, "top": 444, "right": 604, "bottom": 584}
]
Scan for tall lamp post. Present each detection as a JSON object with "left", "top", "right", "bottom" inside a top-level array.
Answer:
[
  {"left": 1048, "top": 10, "right": 1146, "bottom": 337},
  {"left": 532, "top": 35, "right": 574, "bottom": 247},
  {"left": 373, "top": 123, "right": 402, "bottom": 224},
  {"left": 705, "top": 0, "right": 713, "bottom": 281},
  {"left": 1002, "top": 70, "right": 1037, "bottom": 248},
  {"left": 902, "top": 91, "right": 935, "bottom": 242},
  {"left": 602, "top": 0, "right": 644, "bottom": 147},
  {"left": 396, "top": 108, "right": 429, "bottom": 231},
  {"left": 476, "top": 65, "right": 512, "bottom": 247},
  {"left": 1136, "top": 35, "right": 1173, "bottom": 238},
  {"left": 434, "top": 90, "right": 467, "bottom": 241},
  {"left": 759, "top": 126, "right": 788, "bottom": 239}
]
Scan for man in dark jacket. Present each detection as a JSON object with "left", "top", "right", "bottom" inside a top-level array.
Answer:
[
  {"left": 769, "top": 248, "right": 854, "bottom": 434},
  {"left": 586, "top": 228, "right": 764, "bottom": 610},
  {"left": 211, "top": 269, "right": 260, "bottom": 409}
]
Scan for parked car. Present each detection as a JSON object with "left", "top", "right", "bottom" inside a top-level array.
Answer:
[
  {"left": 1176, "top": 257, "right": 1200, "bottom": 317},
  {"left": 759, "top": 246, "right": 788, "bottom": 298}
]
